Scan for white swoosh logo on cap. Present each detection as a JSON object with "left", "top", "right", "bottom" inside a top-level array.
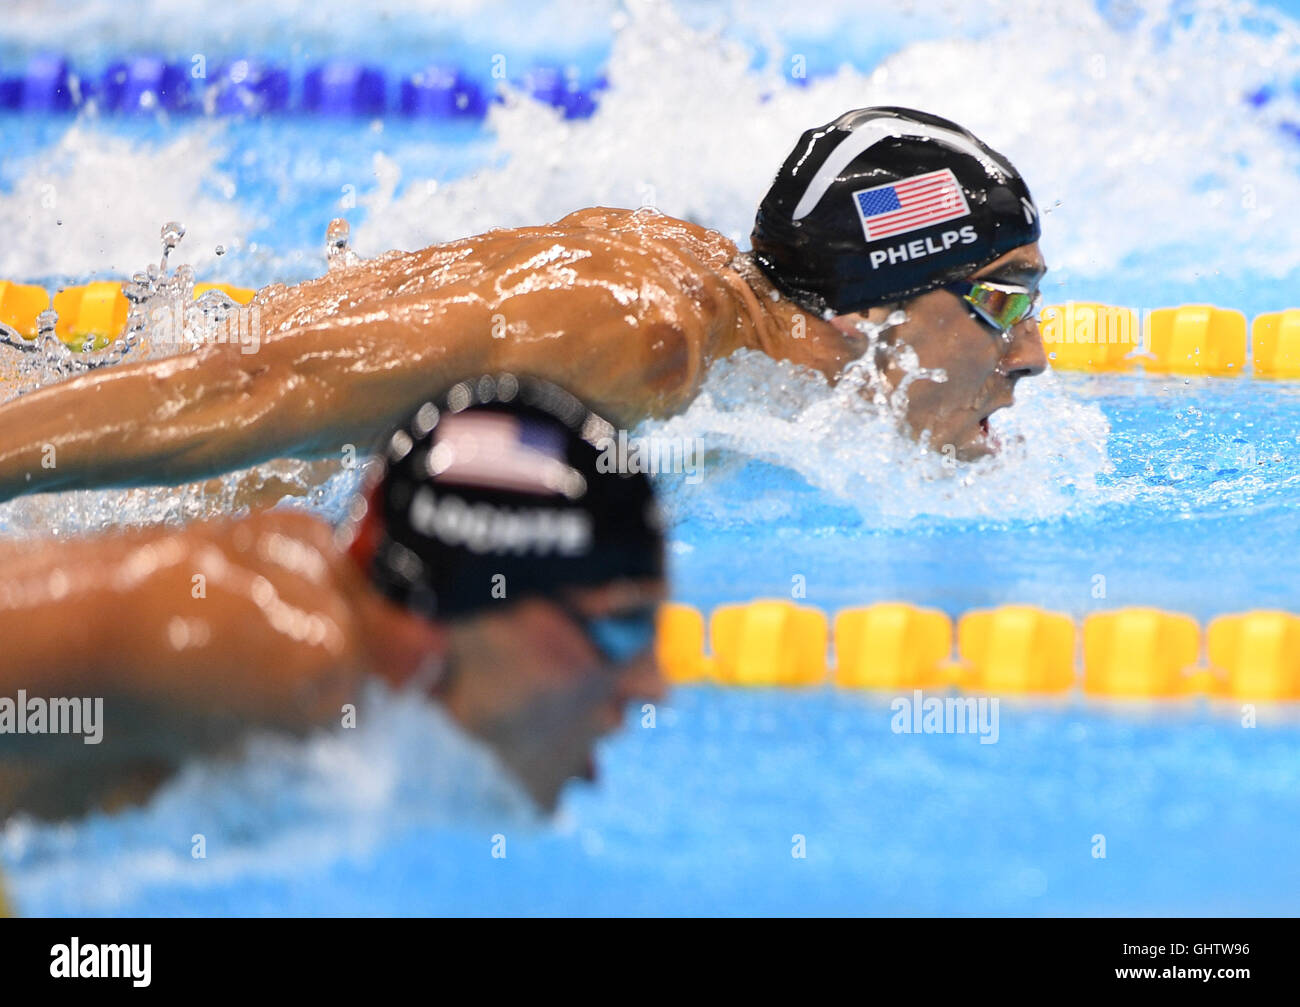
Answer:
[{"left": 791, "top": 116, "right": 1015, "bottom": 221}]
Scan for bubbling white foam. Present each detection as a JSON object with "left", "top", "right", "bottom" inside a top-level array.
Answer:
[{"left": 646, "top": 349, "right": 1112, "bottom": 527}]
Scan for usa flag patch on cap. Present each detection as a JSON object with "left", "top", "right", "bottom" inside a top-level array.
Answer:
[{"left": 852, "top": 168, "right": 970, "bottom": 242}]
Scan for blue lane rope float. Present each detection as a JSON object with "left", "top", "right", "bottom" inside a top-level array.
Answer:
[
  {"left": 0, "top": 54, "right": 1290, "bottom": 124},
  {"left": 0, "top": 53, "right": 605, "bottom": 119}
]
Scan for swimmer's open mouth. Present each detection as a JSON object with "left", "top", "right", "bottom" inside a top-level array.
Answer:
[
  {"left": 977, "top": 415, "right": 1001, "bottom": 452},
  {"left": 979, "top": 397, "right": 1015, "bottom": 439},
  {"left": 978, "top": 402, "right": 1012, "bottom": 445}
]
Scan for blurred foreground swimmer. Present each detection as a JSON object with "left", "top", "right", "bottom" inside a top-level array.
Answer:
[
  {"left": 0, "top": 374, "right": 666, "bottom": 821},
  {"left": 0, "top": 107, "right": 1045, "bottom": 502}
]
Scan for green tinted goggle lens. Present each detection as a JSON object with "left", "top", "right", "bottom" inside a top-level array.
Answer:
[{"left": 947, "top": 281, "right": 1039, "bottom": 333}]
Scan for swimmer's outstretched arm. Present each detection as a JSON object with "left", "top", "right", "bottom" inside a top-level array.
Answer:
[
  {"left": 0, "top": 510, "right": 438, "bottom": 819},
  {"left": 0, "top": 272, "right": 684, "bottom": 501},
  {"left": 0, "top": 298, "right": 493, "bottom": 500}
]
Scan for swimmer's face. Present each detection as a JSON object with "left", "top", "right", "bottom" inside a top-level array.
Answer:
[
  {"left": 444, "top": 577, "right": 666, "bottom": 813},
  {"left": 833, "top": 243, "right": 1048, "bottom": 460}
]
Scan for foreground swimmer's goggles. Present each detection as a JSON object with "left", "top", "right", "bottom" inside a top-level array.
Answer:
[
  {"left": 945, "top": 279, "right": 1041, "bottom": 338},
  {"left": 559, "top": 602, "right": 659, "bottom": 665}
]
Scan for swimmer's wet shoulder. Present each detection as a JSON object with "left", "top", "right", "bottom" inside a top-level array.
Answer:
[
  {"left": 303, "top": 205, "right": 853, "bottom": 414},
  {"left": 533, "top": 207, "right": 859, "bottom": 400},
  {"left": 393, "top": 205, "right": 777, "bottom": 420}
]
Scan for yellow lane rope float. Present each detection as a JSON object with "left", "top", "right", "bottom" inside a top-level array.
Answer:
[
  {"left": 0, "top": 279, "right": 255, "bottom": 350},
  {"left": 657, "top": 600, "right": 1300, "bottom": 700},
  {"left": 0, "top": 281, "right": 1299, "bottom": 377}
]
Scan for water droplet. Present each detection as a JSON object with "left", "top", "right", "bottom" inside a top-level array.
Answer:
[
  {"left": 161, "top": 221, "right": 186, "bottom": 250},
  {"left": 325, "top": 218, "right": 352, "bottom": 270},
  {"left": 159, "top": 221, "right": 187, "bottom": 270}
]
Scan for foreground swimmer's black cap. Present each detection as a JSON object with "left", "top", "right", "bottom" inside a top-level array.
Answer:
[
  {"left": 348, "top": 374, "right": 664, "bottom": 619},
  {"left": 751, "top": 106, "right": 1040, "bottom": 316}
]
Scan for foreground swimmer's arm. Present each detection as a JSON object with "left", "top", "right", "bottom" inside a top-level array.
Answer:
[{"left": 0, "top": 510, "right": 440, "bottom": 819}]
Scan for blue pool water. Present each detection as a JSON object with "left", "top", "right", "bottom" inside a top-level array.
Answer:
[
  {"left": 667, "top": 371, "right": 1300, "bottom": 622},
  {"left": 5, "top": 0, "right": 1300, "bottom": 915},
  {"left": 10, "top": 686, "right": 1300, "bottom": 916}
]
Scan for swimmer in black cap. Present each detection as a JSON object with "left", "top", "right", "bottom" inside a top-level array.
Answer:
[
  {"left": 0, "top": 106, "right": 1046, "bottom": 500},
  {"left": 0, "top": 375, "right": 666, "bottom": 821},
  {"left": 751, "top": 106, "right": 1047, "bottom": 458}
]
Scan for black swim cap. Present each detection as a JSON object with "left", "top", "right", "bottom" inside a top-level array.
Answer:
[
  {"left": 751, "top": 106, "right": 1040, "bottom": 316},
  {"left": 348, "top": 374, "right": 664, "bottom": 619}
]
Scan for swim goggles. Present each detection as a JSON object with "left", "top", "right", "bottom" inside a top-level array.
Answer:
[
  {"left": 559, "top": 601, "right": 659, "bottom": 666},
  {"left": 944, "top": 278, "right": 1040, "bottom": 338}
]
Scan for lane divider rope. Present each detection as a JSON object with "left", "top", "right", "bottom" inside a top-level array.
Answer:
[
  {"left": 0, "top": 55, "right": 604, "bottom": 119},
  {"left": 1041, "top": 301, "right": 1300, "bottom": 377},
  {"left": 4, "top": 284, "right": 1300, "bottom": 378},
  {"left": 658, "top": 600, "right": 1300, "bottom": 700}
]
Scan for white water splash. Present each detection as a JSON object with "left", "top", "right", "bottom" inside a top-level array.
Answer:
[
  {"left": 646, "top": 349, "right": 1112, "bottom": 526},
  {"left": 0, "top": 458, "right": 366, "bottom": 538},
  {"left": 354, "top": 0, "right": 1300, "bottom": 288},
  {"left": 0, "top": 124, "right": 252, "bottom": 280},
  {"left": 1, "top": 682, "right": 535, "bottom": 914},
  {"left": 0, "top": 0, "right": 623, "bottom": 65},
  {"left": 355, "top": 0, "right": 804, "bottom": 251},
  {"left": 0, "top": 221, "right": 360, "bottom": 538}
]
